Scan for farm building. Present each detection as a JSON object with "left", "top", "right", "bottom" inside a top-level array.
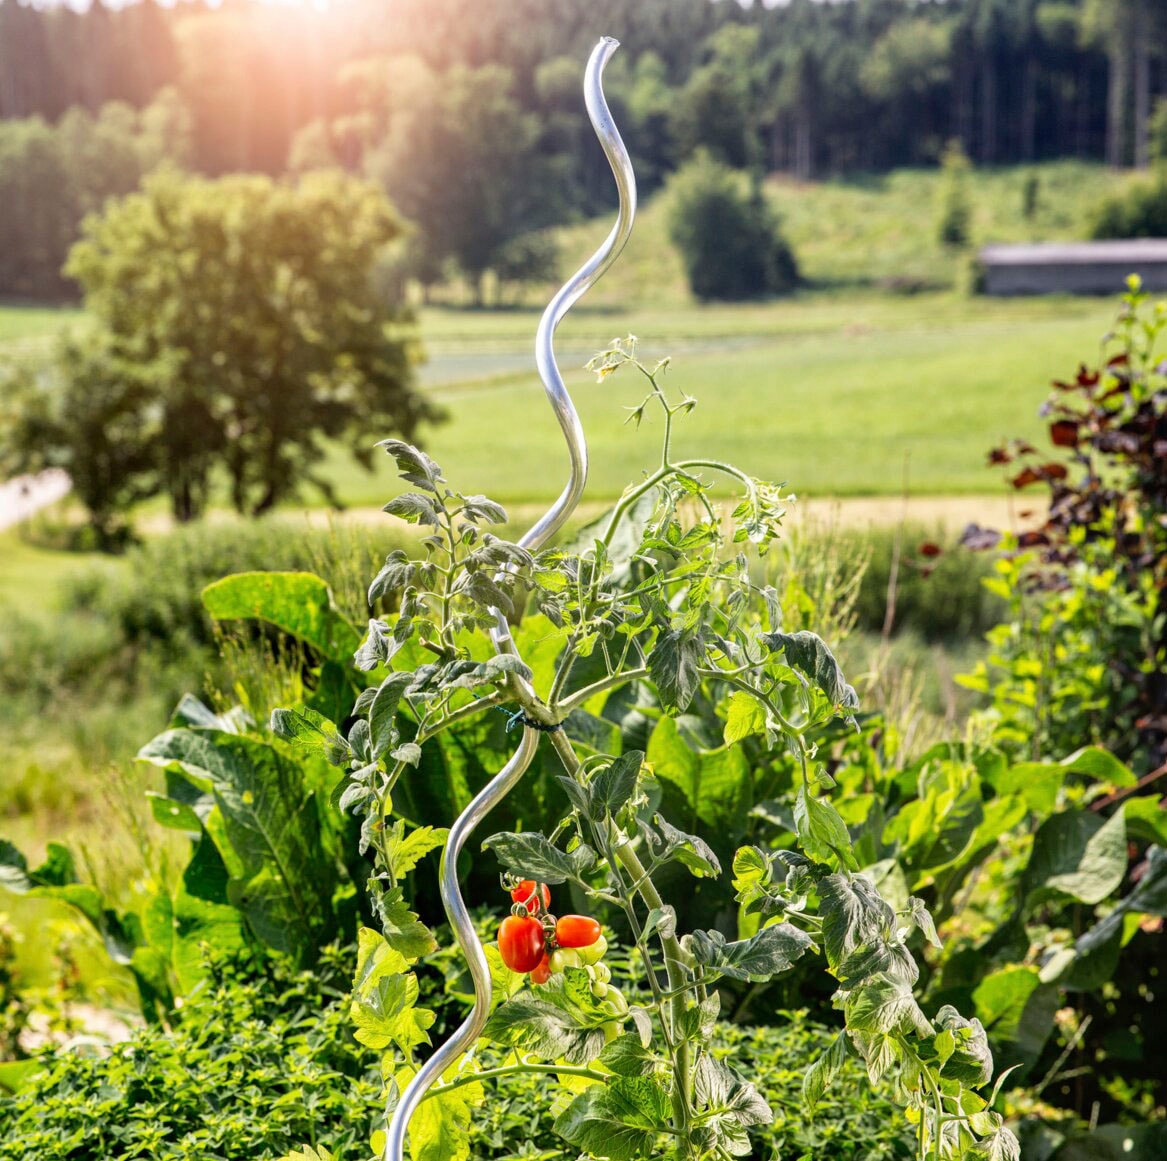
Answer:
[{"left": 979, "top": 239, "right": 1167, "bottom": 295}]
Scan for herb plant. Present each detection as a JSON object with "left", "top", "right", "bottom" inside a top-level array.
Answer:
[{"left": 273, "top": 339, "right": 1020, "bottom": 1161}]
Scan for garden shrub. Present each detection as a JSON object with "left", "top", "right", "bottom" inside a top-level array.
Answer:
[
  {"left": 666, "top": 151, "right": 798, "bottom": 301},
  {"left": 960, "top": 281, "right": 1167, "bottom": 772},
  {"left": 1090, "top": 173, "right": 1167, "bottom": 239},
  {"left": 850, "top": 525, "right": 1003, "bottom": 642}
]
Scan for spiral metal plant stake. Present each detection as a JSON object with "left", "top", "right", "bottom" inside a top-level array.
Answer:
[{"left": 383, "top": 36, "right": 636, "bottom": 1161}]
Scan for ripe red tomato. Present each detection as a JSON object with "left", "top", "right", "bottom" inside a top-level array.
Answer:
[
  {"left": 498, "top": 915, "right": 546, "bottom": 973},
  {"left": 530, "top": 954, "right": 551, "bottom": 985},
  {"left": 555, "top": 915, "right": 601, "bottom": 949},
  {"left": 510, "top": 880, "right": 551, "bottom": 914}
]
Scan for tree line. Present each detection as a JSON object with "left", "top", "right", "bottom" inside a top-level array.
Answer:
[{"left": 1, "top": 0, "right": 1166, "bottom": 301}]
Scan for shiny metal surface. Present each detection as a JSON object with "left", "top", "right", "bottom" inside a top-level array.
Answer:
[{"left": 383, "top": 36, "right": 636, "bottom": 1161}]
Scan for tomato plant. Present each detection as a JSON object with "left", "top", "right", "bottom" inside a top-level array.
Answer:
[{"left": 264, "top": 333, "right": 1023, "bottom": 1161}]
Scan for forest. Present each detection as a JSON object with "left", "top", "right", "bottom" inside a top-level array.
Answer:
[{"left": 0, "top": 0, "right": 1164, "bottom": 300}]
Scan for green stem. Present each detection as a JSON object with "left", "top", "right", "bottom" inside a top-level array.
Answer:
[
  {"left": 545, "top": 728, "right": 695, "bottom": 1153},
  {"left": 557, "top": 667, "right": 650, "bottom": 715},
  {"left": 421, "top": 1063, "right": 606, "bottom": 1101}
]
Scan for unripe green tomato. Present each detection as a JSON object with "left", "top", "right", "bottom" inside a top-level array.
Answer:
[
  {"left": 549, "top": 948, "right": 583, "bottom": 973},
  {"left": 603, "top": 989, "right": 628, "bottom": 1016},
  {"left": 602, "top": 1020, "right": 621, "bottom": 1043},
  {"left": 591, "top": 962, "right": 612, "bottom": 985},
  {"left": 576, "top": 934, "right": 607, "bottom": 966},
  {"left": 590, "top": 980, "right": 610, "bottom": 1000}
]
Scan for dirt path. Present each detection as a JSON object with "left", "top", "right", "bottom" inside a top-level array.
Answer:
[
  {"left": 0, "top": 470, "right": 71, "bottom": 532},
  {"left": 283, "top": 492, "right": 1027, "bottom": 535}
]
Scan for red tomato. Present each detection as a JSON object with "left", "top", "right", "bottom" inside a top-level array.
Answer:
[
  {"left": 510, "top": 880, "right": 551, "bottom": 915},
  {"left": 530, "top": 954, "right": 551, "bottom": 985},
  {"left": 555, "top": 915, "right": 601, "bottom": 949},
  {"left": 498, "top": 915, "right": 546, "bottom": 973}
]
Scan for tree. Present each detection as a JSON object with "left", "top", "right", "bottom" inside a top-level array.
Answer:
[
  {"left": 0, "top": 335, "right": 161, "bottom": 549},
  {"left": 1, "top": 168, "right": 438, "bottom": 541},
  {"left": 666, "top": 151, "right": 798, "bottom": 302},
  {"left": 364, "top": 58, "right": 555, "bottom": 302},
  {"left": 0, "top": 90, "right": 189, "bottom": 300},
  {"left": 936, "top": 139, "right": 974, "bottom": 247}
]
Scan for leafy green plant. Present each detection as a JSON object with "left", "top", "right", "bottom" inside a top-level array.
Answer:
[
  {"left": 0, "top": 946, "right": 380, "bottom": 1161},
  {"left": 960, "top": 280, "right": 1167, "bottom": 773},
  {"left": 666, "top": 152, "right": 798, "bottom": 301},
  {"left": 269, "top": 339, "right": 1016, "bottom": 1161}
]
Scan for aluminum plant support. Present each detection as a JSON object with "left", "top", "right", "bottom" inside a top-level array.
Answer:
[{"left": 382, "top": 35, "right": 636, "bottom": 1161}]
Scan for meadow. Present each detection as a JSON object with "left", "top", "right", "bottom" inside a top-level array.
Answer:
[
  {"left": 0, "top": 159, "right": 1131, "bottom": 986},
  {"left": 1, "top": 160, "right": 1128, "bottom": 511}
]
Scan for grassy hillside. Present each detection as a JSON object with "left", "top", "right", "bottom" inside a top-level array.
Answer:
[
  {"left": 519, "top": 159, "right": 1125, "bottom": 308},
  {"left": 0, "top": 161, "right": 1133, "bottom": 509},
  {"left": 324, "top": 290, "right": 1116, "bottom": 504}
]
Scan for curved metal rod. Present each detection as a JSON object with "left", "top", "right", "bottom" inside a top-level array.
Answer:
[{"left": 384, "top": 36, "right": 636, "bottom": 1161}]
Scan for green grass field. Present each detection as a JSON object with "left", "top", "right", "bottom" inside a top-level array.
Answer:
[
  {"left": 0, "top": 159, "right": 1132, "bottom": 513},
  {"left": 319, "top": 290, "right": 1117, "bottom": 506}
]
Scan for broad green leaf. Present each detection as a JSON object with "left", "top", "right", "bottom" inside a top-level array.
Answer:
[
  {"left": 482, "top": 831, "right": 596, "bottom": 885},
  {"left": 647, "top": 628, "right": 703, "bottom": 712},
  {"left": 171, "top": 836, "right": 245, "bottom": 993},
  {"left": 384, "top": 822, "right": 448, "bottom": 880},
  {"left": 884, "top": 761, "right": 984, "bottom": 876},
  {"left": 484, "top": 969, "right": 614, "bottom": 1064},
  {"left": 138, "top": 728, "right": 337, "bottom": 962},
  {"left": 648, "top": 716, "right": 752, "bottom": 835},
  {"left": 1126, "top": 796, "right": 1167, "bottom": 846},
  {"left": 693, "top": 1053, "right": 772, "bottom": 1126},
  {"left": 907, "top": 897, "right": 942, "bottom": 948},
  {"left": 971, "top": 966, "right": 1058, "bottom": 1068},
  {"left": 269, "top": 705, "right": 350, "bottom": 766},
  {"left": 966, "top": 966, "right": 1050, "bottom": 1068},
  {"left": 384, "top": 491, "right": 441, "bottom": 525},
  {"left": 843, "top": 973, "right": 933, "bottom": 1038},
  {"left": 599, "top": 1034, "right": 658, "bottom": 1077},
  {"left": 369, "top": 671, "right": 414, "bottom": 758},
  {"left": 591, "top": 750, "right": 643, "bottom": 815},
  {"left": 970, "top": 1127, "right": 1021, "bottom": 1161},
  {"left": 0, "top": 1059, "right": 44, "bottom": 1095},
  {"left": 554, "top": 1078, "right": 671, "bottom": 1161},
  {"left": 723, "top": 691, "right": 766, "bottom": 746},
  {"left": 379, "top": 887, "right": 439, "bottom": 963},
  {"left": 794, "top": 785, "right": 858, "bottom": 870},
  {"left": 0, "top": 841, "right": 30, "bottom": 893},
  {"left": 651, "top": 815, "right": 721, "bottom": 878},
  {"left": 377, "top": 439, "right": 443, "bottom": 493},
  {"left": 351, "top": 968, "right": 434, "bottom": 1053},
  {"left": 1023, "top": 807, "right": 1127, "bottom": 908},
  {"left": 1075, "top": 844, "right": 1167, "bottom": 956},
  {"left": 803, "top": 1030, "right": 849, "bottom": 1113},
  {"left": 819, "top": 873, "right": 896, "bottom": 967},
  {"left": 401, "top": 1061, "right": 483, "bottom": 1161},
  {"left": 354, "top": 925, "right": 409, "bottom": 990},
  {"left": 686, "top": 923, "right": 812, "bottom": 982},
  {"left": 934, "top": 1005, "right": 994, "bottom": 1087},
  {"left": 763, "top": 630, "right": 858, "bottom": 712},
  {"left": 146, "top": 792, "right": 203, "bottom": 833},
  {"left": 202, "top": 571, "right": 360, "bottom": 662}
]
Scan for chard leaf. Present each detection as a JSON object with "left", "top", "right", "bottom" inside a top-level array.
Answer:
[{"left": 202, "top": 571, "right": 359, "bottom": 662}]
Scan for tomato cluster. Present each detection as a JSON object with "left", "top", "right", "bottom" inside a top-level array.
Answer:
[{"left": 497, "top": 878, "right": 624, "bottom": 1028}]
